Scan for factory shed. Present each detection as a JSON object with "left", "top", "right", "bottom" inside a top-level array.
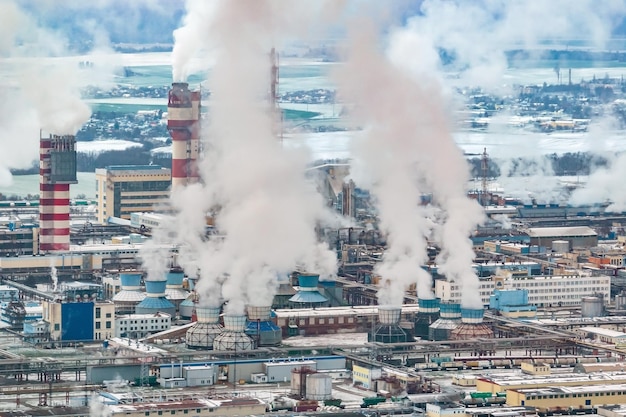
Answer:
[{"left": 526, "top": 226, "right": 598, "bottom": 249}]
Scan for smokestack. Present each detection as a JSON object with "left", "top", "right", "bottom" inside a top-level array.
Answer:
[
  {"left": 167, "top": 82, "right": 201, "bottom": 189},
  {"left": 213, "top": 314, "right": 256, "bottom": 351},
  {"left": 39, "top": 133, "right": 77, "bottom": 252}
]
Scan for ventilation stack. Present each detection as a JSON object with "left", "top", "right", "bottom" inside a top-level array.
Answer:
[
  {"left": 165, "top": 267, "right": 188, "bottom": 315},
  {"left": 245, "top": 305, "right": 282, "bottom": 346},
  {"left": 168, "top": 82, "right": 201, "bottom": 190},
  {"left": 213, "top": 315, "right": 256, "bottom": 351},
  {"left": 136, "top": 277, "right": 176, "bottom": 317},
  {"left": 450, "top": 308, "right": 493, "bottom": 340},
  {"left": 112, "top": 272, "right": 146, "bottom": 314},
  {"left": 39, "top": 133, "right": 77, "bottom": 252},
  {"left": 414, "top": 298, "right": 440, "bottom": 340},
  {"left": 429, "top": 302, "right": 461, "bottom": 341},
  {"left": 186, "top": 306, "right": 223, "bottom": 349},
  {"left": 289, "top": 274, "right": 329, "bottom": 309},
  {"left": 370, "top": 306, "right": 412, "bottom": 344}
]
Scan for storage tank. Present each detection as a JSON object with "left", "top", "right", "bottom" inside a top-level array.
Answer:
[
  {"left": 213, "top": 315, "right": 256, "bottom": 351},
  {"left": 450, "top": 308, "right": 493, "bottom": 340},
  {"left": 186, "top": 306, "right": 223, "bottom": 349},
  {"left": 429, "top": 302, "right": 461, "bottom": 341},
  {"left": 415, "top": 298, "right": 440, "bottom": 340},
  {"left": 552, "top": 240, "right": 570, "bottom": 253},
  {"left": 306, "top": 373, "right": 332, "bottom": 401},
  {"left": 581, "top": 296, "right": 605, "bottom": 318},
  {"left": 370, "top": 306, "right": 412, "bottom": 344},
  {"left": 245, "top": 305, "right": 282, "bottom": 346}
]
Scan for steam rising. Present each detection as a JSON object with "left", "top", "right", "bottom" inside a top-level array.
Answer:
[
  {"left": 167, "top": 1, "right": 339, "bottom": 314},
  {"left": 336, "top": 22, "right": 484, "bottom": 308}
]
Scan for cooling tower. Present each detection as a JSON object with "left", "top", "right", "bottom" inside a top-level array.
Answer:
[
  {"left": 450, "top": 308, "right": 493, "bottom": 340},
  {"left": 213, "top": 315, "right": 256, "bottom": 351},
  {"left": 429, "top": 302, "right": 461, "bottom": 341},
  {"left": 289, "top": 274, "right": 329, "bottom": 308},
  {"left": 165, "top": 268, "right": 188, "bottom": 314},
  {"left": 370, "top": 306, "right": 412, "bottom": 344},
  {"left": 179, "top": 293, "right": 196, "bottom": 320},
  {"left": 186, "top": 306, "right": 223, "bottom": 349},
  {"left": 245, "top": 305, "right": 282, "bottom": 346},
  {"left": 136, "top": 278, "right": 176, "bottom": 317},
  {"left": 112, "top": 272, "right": 146, "bottom": 314},
  {"left": 168, "top": 82, "right": 201, "bottom": 189},
  {"left": 39, "top": 133, "right": 77, "bottom": 252},
  {"left": 415, "top": 298, "right": 440, "bottom": 340}
]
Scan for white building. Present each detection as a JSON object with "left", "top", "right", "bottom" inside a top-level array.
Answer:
[
  {"left": 115, "top": 312, "right": 171, "bottom": 339},
  {"left": 435, "top": 274, "right": 610, "bottom": 307}
]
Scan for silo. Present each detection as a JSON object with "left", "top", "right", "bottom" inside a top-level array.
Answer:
[
  {"left": 186, "top": 306, "right": 223, "bottom": 349},
  {"left": 213, "top": 315, "right": 256, "bottom": 351},
  {"left": 552, "top": 240, "right": 570, "bottom": 253},
  {"left": 370, "top": 306, "right": 412, "bottom": 344},
  {"left": 429, "top": 302, "right": 461, "bottom": 341},
  {"left": 245, "top": 305, "right": 282, "bottom": 346},
  {"left": 306, "top": 373, "right": 332, "bottom": 401},
  {"left": 450, "top": 308, "right": 493, "bottom": 340},
  {"left": 581, "top": 296, "right": 605, "bottom": 318},
  {"left": 112, "top": 272, "right": 146, "bottom": 314},
  {"left": 415, "top": 298, "right": 440, "bottom": 340}
]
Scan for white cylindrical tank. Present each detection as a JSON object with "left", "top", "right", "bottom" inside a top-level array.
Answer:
[
  {"left": 581, "top": 296, "right": 604, "bottom": 318},
  {"left": 306, "top": 374, "right": 332, "bottom": 401},
  {"left": 552, "top": 240, "right": 570, "bottom": 253}
]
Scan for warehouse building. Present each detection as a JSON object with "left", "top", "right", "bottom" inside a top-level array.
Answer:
[
  {"left": 526, "top": 226, "right": 598, "bottom": 249},
  {"left": 476, "top": 372, "right": 626, "bottom": 394},
  {"left": 506, "top": 383, "right": 626, "bottom": 409}
]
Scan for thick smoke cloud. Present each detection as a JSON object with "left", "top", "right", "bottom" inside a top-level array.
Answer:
[
  {"left": 336, "top": 20, "right": 484, "bottom": 308},
  {"left": 166, "top": 0, "right": 340, "bottom": 314}
]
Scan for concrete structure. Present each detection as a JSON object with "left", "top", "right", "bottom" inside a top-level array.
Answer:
[
  {"left": 167, "top": 82, "right": 201, "bottom": 189},
  {"left": 489, "top": 289, "right": 537, "bottom": 318},
  {"left": 576, "top": 326, "right": 626, "bottom": 344},
  {"left": 290, "top": 273, "right": 329, "bottom": 308},
  {"left": 213, "top": 315, "right": 255, "bottom": 351},
  {"left": 352, "top": 363, "right": 382, "bottom": 390},
  {"left": 136, "top": 278, "right": 176, "bottom": 317},
  {"left": 95, "top": 165, "right": 171, "bottom": 223},
  {"left": 185, "top": 305, "right": 223, "bottom": 349},
  {"left": 104, "top": 397, "right": 266, "bottom": 417},
  {"left": 476, "top": 372, "right": 626, "bottom": 393},
  {"left": 436, "top": 273, "right": 610, "bottom": 307},
  {"left": 39, "top": 133, "right": 77, "bottom": 252},
  {"left": 0, "top": 225, "right": 38, "bottom": 256},
  {"left": 526, "top": 226, "right": 598, "bottom": 248},
  {"left": 429, "top": 302, "right": 461, "bottom": 341},
  {"left": 371, "top": 306, "right": 413, "bottom": 344},
  {"left": 451, "top": 308, "right": 493, "bottom": 340},
  {"left": 164, "top": 268, "right": 188, "bottom": 313},
  {"left": 415, "top": 298, "right": 440, "bottom": 340},
  {"left": 111, "top": 272, "right": 145, "bottom": 314},
  {"left": 245, "top": 304, "right": 282, "bottom": 346}
]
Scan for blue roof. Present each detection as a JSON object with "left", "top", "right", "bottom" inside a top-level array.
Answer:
[
  {"left": 289, "top": 291, "right": 328, "bottom": 304},
  {"left": 137, "top": 297, "right": 175, "bottom": 309},
  {"left": 246, "top": 321, "right": 281, "bottom": 333}
]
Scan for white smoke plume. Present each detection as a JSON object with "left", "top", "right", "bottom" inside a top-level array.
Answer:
[
  {"left": 336, "top": 20, "right": 484, "bottom": 307},
  {"left": 169, "top": 1, "right": 340, "bottom": 315},
  {"left": 569, "top": 154, "right": 626, "bottom": 211},
  {"left": 50, "top": 257, "right": 58, "bottom": 292}
]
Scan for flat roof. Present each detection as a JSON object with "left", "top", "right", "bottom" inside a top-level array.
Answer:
[
  {"left": 515, "top": 382, "right": 626, "bottom": 395},
  {"left": 580, "top": 326, "right": 626, "bottom": 338},
  {"left": 274, "top": 304, "right": 420, "bottom": 318},
  {"left": 526, "top": 226, "right": 597, "bottom": 238},
  {"left": 480, "top": 372, "right": 626, "bottom": 387}
]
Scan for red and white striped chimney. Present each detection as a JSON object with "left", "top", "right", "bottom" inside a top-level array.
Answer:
[
  {"left": 167, "top": 82, "right": 200, "bottom": 189},
  {"left": 39, "top": 133, "right": 77, "bottom": 252}
]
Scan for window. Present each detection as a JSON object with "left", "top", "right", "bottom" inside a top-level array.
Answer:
[
  {"left": 96, "top": 308, "right": 101, "bottom": 319},
  {"left": 106, "top": 321, "right": 111, "bottom": 329},
  {"left": 95, "top": 322, "right": 101, "bottom": 330},
  {"left": 106, "top": 313, "right": 112, "bottom": 318},
  {"left": 171, "top": 411, "right": 175, "bottom": 415},
  {"left": 54, "top": 323, "right": 60, "bottom": 331},
  {"left": 145, "top": 413, "right": 150, "bottom": 416}
]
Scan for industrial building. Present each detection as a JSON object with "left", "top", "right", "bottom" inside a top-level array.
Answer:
[
  {"left": 506, "top": 383, "right": 626, "bottom": 409},
  {"left": 525, "top": 226, "right": 599, "bottom": 249},
  {"left": 42, "top": 300, "right": 115, "bottom": 342},
  {"left": 436, "top": 273, "right": 610, "bottom": 307},
  {"left": 95, "top": 165, "right": 171, "bottom": 223}
]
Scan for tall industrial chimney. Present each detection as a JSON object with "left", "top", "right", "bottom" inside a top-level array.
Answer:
[
  {"left": 39, "top": 133, "right": 77, "bottom": 252},
  {"left": 167, "top": 82, "right": 201, "bottom": 189}
]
